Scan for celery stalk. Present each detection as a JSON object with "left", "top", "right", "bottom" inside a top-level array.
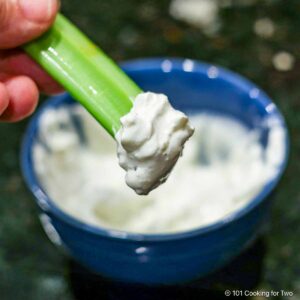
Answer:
[{"left": 23, "top": 14, "right": 142, "bottom": 137}]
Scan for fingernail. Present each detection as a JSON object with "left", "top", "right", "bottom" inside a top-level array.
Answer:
[{"left": 19, "top": 0, "right": 56, "bottom": 22}]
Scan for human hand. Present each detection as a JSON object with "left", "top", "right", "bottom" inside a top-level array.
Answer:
[{"left": 0, "top": 0, "right": 62, "bottom": 122}]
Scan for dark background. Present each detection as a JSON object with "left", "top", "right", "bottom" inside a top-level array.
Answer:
[{"left": 0, "top": 0, "right": 299, "bottom": 299}]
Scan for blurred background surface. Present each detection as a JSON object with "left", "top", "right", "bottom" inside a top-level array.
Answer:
[{"left": 0, "top": 0, "right": 299, "bottom": 299}]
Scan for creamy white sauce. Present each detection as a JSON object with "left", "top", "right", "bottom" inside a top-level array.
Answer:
[
  {"left": 116, "top": 92, "right": 194, "bottom": 195},
  {"left": 33, "top": 104, "right": 285, "bottom": 234}
]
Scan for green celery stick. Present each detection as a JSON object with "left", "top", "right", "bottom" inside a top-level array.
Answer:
[{"left": 23, "top": 13, "right": 142, "bottom": 137}]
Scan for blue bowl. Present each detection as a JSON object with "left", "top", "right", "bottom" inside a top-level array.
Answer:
[{"left": 21, "top": 58, "right": 289, "bottom": 285}]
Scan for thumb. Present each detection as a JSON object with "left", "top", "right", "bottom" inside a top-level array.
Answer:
[{"left": 0, "top": 0, "right": 59, "bottom": 49}]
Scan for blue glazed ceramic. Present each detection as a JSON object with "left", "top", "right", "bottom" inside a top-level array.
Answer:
[{"left": 21, "top": 58, "right": 289, "bottom": 285}]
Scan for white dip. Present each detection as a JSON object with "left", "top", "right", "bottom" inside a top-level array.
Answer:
[
  {"left": 116, "top": 92, "right": 194, "bottom": 195},
  {"left": 33, "top": 105, "right": 285, "bottom": 234}
]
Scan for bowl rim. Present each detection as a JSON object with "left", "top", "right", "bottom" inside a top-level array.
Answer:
[{"left": 20, "top": 57, "right": 290, "bottom": 242}]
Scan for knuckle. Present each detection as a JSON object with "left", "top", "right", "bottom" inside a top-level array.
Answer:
[{"left": 0, "top": 0, "right": 10, "bottom": 30}]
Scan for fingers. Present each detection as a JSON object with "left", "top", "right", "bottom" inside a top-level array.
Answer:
[
  {"left": 0, "top": 49, "right": 63, "bottom": 94},
  {"left": 0, "top": 75, "right": 39, "bottom": 122},
  {"left": 0, "top": 0, "right": 61, "bottom": 121},
  {"left": 0, "top": 0, "right": 59, "bottom": 49}
]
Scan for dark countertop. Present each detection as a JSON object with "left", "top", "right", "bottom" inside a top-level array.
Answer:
[{"left": 0, "top": 0, "right": 299, "bottom": 299}]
